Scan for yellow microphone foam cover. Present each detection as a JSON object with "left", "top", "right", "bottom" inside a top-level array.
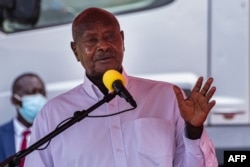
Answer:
[{"left": 103, "top": 69, "right": 125, "bottom": 92}]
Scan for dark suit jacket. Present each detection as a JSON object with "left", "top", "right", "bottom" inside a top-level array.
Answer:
[{"left": 0, "top": 120, "right": 16, "bottom": 163}]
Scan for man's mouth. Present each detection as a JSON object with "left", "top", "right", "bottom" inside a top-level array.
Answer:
[{"left": 96, "top": 56, "right": 114, "bottom": 62}]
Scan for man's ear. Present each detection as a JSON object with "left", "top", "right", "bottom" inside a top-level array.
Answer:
[
  {"left": 11, "top": 95, "right": 21, "bottom": 107},
  {"left": 71, "top": 41, "right": 80, "bottom": 62},
  {"left": 120, "top": 31, "right": 125, "bottom": 51}
]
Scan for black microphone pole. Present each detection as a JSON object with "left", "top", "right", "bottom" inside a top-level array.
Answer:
[{"left": 0, "top": 93, "right": 116, "bottom": 167}]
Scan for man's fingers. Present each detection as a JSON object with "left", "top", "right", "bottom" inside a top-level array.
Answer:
[
  {"left": 173, "top": 85, "right": 185, "bottom": 105},
  {"left": 208, "top": 100, "right": 216, "bottom": 111},
  {"left": 191, "top": 77, "right": 203, "bottom": 93},
  {"left": 205, "top": 86, "right": 216, "bottom": 101},
  {"left": 200, "top": 77, "right": 214, "bottom": 96}
]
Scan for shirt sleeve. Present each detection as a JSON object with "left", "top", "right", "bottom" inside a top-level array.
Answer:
[
  {"left": 172, "top": 87, "right": 218, "bottom": 167},
  {"left": 182, "top": 129, "right": 218, "bottom": 167}
]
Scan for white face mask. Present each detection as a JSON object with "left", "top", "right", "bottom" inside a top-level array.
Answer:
[{"left": 14, "top": 94, "right": 47, "bottom": 123}]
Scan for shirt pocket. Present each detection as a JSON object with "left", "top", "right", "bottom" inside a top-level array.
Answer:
[{"left": 134, "top": 118, "right": 174, "bottom": 159}]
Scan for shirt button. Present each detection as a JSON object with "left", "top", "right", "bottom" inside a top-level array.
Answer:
[
  {"left": 109, "top": 102, "right": 115, "bottom": 107},
  {"left": 112, "top": 125, "right": 120, "bottom": 129},
  {"left": 116, "top": 148, "right": 123, "bottom": 152}
]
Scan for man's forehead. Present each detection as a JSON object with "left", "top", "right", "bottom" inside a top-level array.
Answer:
[
  {"left": 81, "top": 24, "right": 118, "bottom": 35},
  {"left": 15, "top": 77, "right": 43, "bottom": 93},
  {"left": 76, "top": 10, "right": 120, "bottom": 30},
  {"left": 18, "top": 77, "right": 42, "bottom": 87},
  {"left": 72, "top": 8, "right": 120, "bottom": 40}
]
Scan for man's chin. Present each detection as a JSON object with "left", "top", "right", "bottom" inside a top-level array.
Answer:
[
  {"left": 88, "top": 65, "right": 121, "bottom": 77},
  {"left": 99, "top": 66, "right": 121, "bottom": 74}
]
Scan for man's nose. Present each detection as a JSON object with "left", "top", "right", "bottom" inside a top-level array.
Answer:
[{"left": 97, "top": 38, "right": 110, "bottom": 51}]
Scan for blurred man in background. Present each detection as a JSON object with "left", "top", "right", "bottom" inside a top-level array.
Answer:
[{"left": 0, "top": 72, "right": 47, "bottom": 167}]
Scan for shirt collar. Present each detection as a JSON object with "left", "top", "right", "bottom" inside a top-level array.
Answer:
[
  {"left": 13, "top": 117, "right": 30, "bottom": 137},
  {"left": 82, "top": 70, "right": 129, "bottom": 101}
]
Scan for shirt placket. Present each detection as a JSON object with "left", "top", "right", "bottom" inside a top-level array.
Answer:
[{"left": 107, "top": 98, "right": 127, "bottom": 167}]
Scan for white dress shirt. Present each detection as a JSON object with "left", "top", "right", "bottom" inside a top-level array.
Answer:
[
  {"left": 13, "top": 118, "right": 30, "bottom": 153},
  {"left": 25, "top": 71, "right": 218, "bottom": 167}
]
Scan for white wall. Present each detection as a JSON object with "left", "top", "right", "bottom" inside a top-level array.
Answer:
[{"left": 209, "top": 0, "right": 250, "bottom": 124}]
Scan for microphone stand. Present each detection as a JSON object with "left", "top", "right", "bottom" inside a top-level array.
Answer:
[{"left": 0, "top": 93, "right": 116, "bottom": 167}]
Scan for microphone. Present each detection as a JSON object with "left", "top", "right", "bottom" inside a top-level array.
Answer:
[{"left": 103, "top": 70, "right": 137, "bottom": 108}]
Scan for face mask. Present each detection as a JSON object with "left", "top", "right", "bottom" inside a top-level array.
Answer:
[{"left": 14, "top": 94, "right": 47, "bottom": 123}]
